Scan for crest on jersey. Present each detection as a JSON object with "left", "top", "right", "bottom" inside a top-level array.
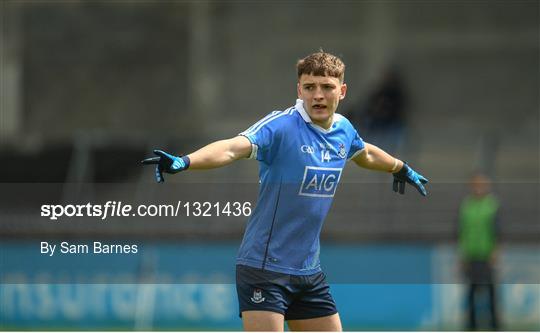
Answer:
[
  {"left": 250, "top": 289, "right": 265, "bottom": 303},
  {"left": 337, "top": 143, "right": 347, "bottom": 159}
]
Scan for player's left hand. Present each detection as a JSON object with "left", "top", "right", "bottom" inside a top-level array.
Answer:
[
  {"left": 141, "top": 149, "right": 190, "bottom": 183},
  {"left": 392, "top": 163, "right": 428, "bottom": 196}
]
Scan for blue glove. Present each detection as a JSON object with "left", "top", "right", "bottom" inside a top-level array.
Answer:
[
  {"left": 392, "top": 163, "right": 428, "bottom": 196},
  {"left": 141, "top": 149, "right": 190, "bottom": 183}
]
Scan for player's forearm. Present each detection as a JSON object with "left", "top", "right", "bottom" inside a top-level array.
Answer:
[
  {"left": 354, "top": 143, "right": 403, "bottom": 173},
  {"left": 187, "top": 137, "right": 251, "bottom": 170}
]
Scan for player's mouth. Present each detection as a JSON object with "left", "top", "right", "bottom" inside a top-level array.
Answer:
[{"left": 312, "top": 104, "right": 327, "bottom": 110}]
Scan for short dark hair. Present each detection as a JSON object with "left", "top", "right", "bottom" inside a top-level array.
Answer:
[{"left": 296, "top": 51, "right": 345, "bottom": 82}]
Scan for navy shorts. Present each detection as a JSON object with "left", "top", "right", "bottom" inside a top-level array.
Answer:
[{"left": 236, "top": 264, "right": 338, "bottom": 320}]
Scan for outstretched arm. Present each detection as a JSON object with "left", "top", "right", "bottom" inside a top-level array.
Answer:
[
  {"left": 352, "top": 143, "right": 404, "bottom": 172},
  {"left": 352, "top": 142, "right": 428, "bottom": 196},
  {"left": 187, "top": 136, "right": 252, "bottom": 169},
  {"left": 142, "top": 136, "right": 252, "bottom": 182}
]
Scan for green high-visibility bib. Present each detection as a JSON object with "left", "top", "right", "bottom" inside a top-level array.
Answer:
[{"left": 459, "top": 194, "right": 499, "bottom": 260}]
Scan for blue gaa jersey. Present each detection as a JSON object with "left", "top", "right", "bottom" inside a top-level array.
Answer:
[{"left": 237, "top": 99, "right": 365, "bottom": 275}]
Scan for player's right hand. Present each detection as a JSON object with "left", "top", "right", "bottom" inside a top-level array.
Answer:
[{"left": 141, "top": 149, "right": 190, "bottom": 183}]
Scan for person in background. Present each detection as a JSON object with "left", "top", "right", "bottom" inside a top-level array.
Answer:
[
  {"left": 458, "top": 172, "right": 500, "bottom": 331},
  {"left": 344, "top": 65, "right": 407, "bottom": 155}
]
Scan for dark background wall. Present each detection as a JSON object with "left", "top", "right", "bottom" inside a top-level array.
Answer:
[{"left": 1, "top": 0, "right": 538, "bottom": 240}]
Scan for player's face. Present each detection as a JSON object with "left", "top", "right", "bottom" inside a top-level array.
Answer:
[{"left": 297, "top": 74, "right": 347, "bottom": 129}]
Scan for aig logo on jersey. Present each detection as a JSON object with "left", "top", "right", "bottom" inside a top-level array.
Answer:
[{"left": 299, "top": 166, "right": 343, "bottom": 197}]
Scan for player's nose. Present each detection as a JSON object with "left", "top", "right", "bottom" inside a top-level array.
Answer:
[{"left": 313, "top": 87, "right": 324, "bottom": 99}]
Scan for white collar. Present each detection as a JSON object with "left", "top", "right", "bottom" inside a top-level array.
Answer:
[
  {"left": 295, "top": 99, "right": 340, "bottom": 133},
  {"left": 295, "top": 99, "right": 313, "bottom": 123}
]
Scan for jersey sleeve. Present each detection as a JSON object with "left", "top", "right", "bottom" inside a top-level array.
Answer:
[
  {"left": 238, "top": 111, "right": 283, "bottom": 163},
  {"left": 347, "top": 129, "right": 365, "bottom": 160}
]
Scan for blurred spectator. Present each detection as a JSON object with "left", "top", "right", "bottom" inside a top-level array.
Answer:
[
  {"left": 344, "top": 65, "right": 407, "bottom": 155},
  {"left": 458, "top": 172, "right": 500, "bottom": 331}
]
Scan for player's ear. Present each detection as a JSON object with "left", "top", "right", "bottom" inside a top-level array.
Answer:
[
  {"left": 297, "top": 82, "right": 301, "bottom": 98},
  {"left": 339, "top": 83, "right": 347, "bottom": 100}
]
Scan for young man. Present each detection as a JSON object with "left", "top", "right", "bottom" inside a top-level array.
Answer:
[{"left": 142, "top": 51, "right": 428, "bottom": 331}]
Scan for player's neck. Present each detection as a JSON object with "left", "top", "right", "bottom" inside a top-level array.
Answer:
[{"left": 312, "top": 116, "right": 333, "bottom": 130}]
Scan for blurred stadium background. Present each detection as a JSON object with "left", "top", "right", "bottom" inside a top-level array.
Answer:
[{"left": 1, "top": 0, "right": 539, "bottom": 331}]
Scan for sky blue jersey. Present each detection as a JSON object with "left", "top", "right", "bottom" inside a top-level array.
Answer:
[{"left": 237, "top": 99, "right": 365, "bottom": 275}]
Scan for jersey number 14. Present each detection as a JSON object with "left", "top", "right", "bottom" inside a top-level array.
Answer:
[{"left": 321, "top": 150, "right": 331, "bottom": 163}]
